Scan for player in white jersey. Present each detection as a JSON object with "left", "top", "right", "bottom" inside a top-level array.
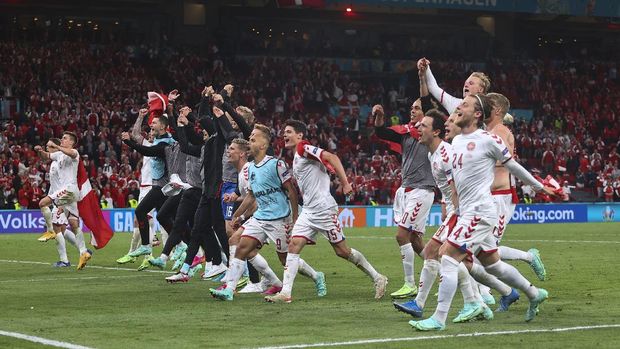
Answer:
[
  {"left": 485, "top": 93, "right": 547, "bottom": 281},
  {"left": 116, "top": 108, "right": 163, "bottom": 265},
  {"left": 264, "top": 120, "right": 388, "bottom": 303},
  {"left": 35, "top": 132, "right": 92, "bottom": 270},
  {"left": 417, "top": 57, "right": 490, "bottom": 114},
  {"left": 410, "top": 95, "right": 556, "bottom": 331}
]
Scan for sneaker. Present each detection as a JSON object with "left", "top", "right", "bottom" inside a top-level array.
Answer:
[
  {"left": 265, "top": 292, "right": 292, "bottom": 303},
  {"left": 374, "top": 274, "right": 389, "bottom": 299},
  {"left": 314, "top": 272, "right": 327, "bottom": 297},
  {"left": 77, "top": 250, "right": 92, "bottom": 270},
  {"left": 170, "top": 243, "right": 188, "bottom": 261},
  {"left": 116, "top": 254, "right": 137, "bottom": 264},
  {"left": 452, "top": 302, "right": 484, "bottom": 323},
  {"left": 393, "top": 299, "right": 423, "bottom": 318},
  {"left": 188, "top": 264, "right": 203, "bottom": 278},
  {"left": 390, "top": 283, "right": 416, "bottom": 299},
  {"left": 203, "top": 263, "right": 227, "bottom": 279},
  {"left": 525, "top": 288, "right": 548, "bottom": 322},
  {"left": 38, "top": 231, "right": 56, "bottom": 242},
  {"left": 138, "top": 257, "right": 151, "bottom": 271},
  {"left": 528, "top": 248, "right": 547, "bottom": 281},
  {"left": 166, "top": 272, "right": 189, "bottom": 283},
  {"left": 210, "top": 285, "right": 234, "bottom": 301},
  {"left": 148, "top": 257, "right": 166, "bottom": 270},
  {"left": 172, "top": 252, "right": 186, "bottom": 271},
  {"left": 496, "top": 288, "right": 520, "bottom": 312},
  {"left": 481, "top": 293, "right": 496, "bottom": 306},
  {"left": 190, "top": 255, "right": 206, "bottom": 268},
  {"left": 236, "top": 276, "right": 250, "bottom": 290},
  {"left": 238, "top": 282, "right": 267, "bottom": 294},
  {"left": 52, "top": 261, "right": 71, "bottom": 268},
  {"left": 128, "top": 245, "right": 152, "bottom": 258},
  {"left": 478, "top": 304, "right": 494, "bottom": 321},
  {"left": 409, "top": 317, "right": 445, "bottom": 331},
  {"left": 263, "top": 285, "right": 283, "bottom": 295}
]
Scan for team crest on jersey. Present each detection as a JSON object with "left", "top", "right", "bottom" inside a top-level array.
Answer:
[
  {"left": 250, "top": 172, "right": 256, "bottom": 181},
  {"left": 467, "top": 142, "right": 476, "bottom": 151}
]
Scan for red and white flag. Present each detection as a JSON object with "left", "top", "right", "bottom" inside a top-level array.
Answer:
[
  {"left": 379, "top": 124, "right": 420, "bottom": 154},
  {"left": 77, "top": 159, "right": 114, "bottom": 249},
  {"left": 147, "top": 91, "right": 168, "bottom": 125}
]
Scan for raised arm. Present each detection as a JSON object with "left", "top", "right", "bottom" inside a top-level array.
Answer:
[
  {"left": 131, "top": 108, "right": 148, "bottom": 143},
  {"left": 122, "top": 132, "right": 167, "bottom": 157},
  {"left": 421, "top": 61, "right": 462, "bottom": 113},
  {"left": 175, "top": 113, "right": 203, "bottom": 157},
  {"left": 48, "top": 143, "right": 78, "bottom": 159},
  {"left": 372, "top": 104, "right": 403, "bottom": 143}
]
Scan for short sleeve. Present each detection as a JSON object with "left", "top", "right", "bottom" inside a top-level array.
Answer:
[
  {"left": 296, "top": 140, "right": 324, "bottom": 161},
  {"left": 439, "top": 145, "right": 454, "bottom": 183},
  {"left": 276, "top": 159, "right": 292, "bottom": 183}
]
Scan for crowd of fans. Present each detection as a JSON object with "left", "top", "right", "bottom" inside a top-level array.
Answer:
[{"left": 0, "top": 40, "right": 619, "bottom": 210}]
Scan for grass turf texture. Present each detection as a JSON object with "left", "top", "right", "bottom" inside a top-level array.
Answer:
[{"left": 1, "top": 223, "right": 619, "bottom": 349}]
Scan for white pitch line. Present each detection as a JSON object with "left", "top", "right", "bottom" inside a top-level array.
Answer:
[
  {"left": 348, "top": 236, "right": 620, "bottom": 244},
  {"left": 252, "top": 324, "right": 620, "bottom": 349},
  {"left": 0, "top": 329, "right": 93, "bottom": 349},
  {"left": 0, "top": 274, "right": 157, "bottom": 283},
  {"left": 0, "top": 259, "right": 173, "bottom": 274}
]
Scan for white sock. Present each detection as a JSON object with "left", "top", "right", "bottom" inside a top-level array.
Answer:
[
  {"left": 399, "top": 243, "right": 415, "bottom": 286},
  {"left": 148, "top": 217, "right": 155, "bottom": 243},
  {"left": 225, "top": 258, "right": 246, "bottom": 291},
  {"left": 55, "top": 231, "right": 69, "bottom": 263},
  {"left": 485, "top": 261, "right": 539, "bottom": 299},
  {"left": 281, "top": 253, "right": 301, "bottom": 296},
  {"left": 469, "top": 275, "right": 484, "bottom": 303},
  {"left": 73, "top": 226, "right": 87, "bottom": 254},
  {"left": 41, "top": 206, "right": 54, "bottom": 231},
  {"left": 159, "top": 254, "right": 169, "bottom": 262},
  {"left": 499, "top": 246, "right": 533, "bottom": 262},
  {"left": 470, "top": 262, "right": 512, "bottom": 297},
  {"left": 130, "top": 228, "right": 141, "bottom": 253},
  {"left": 160, "top": 226, "right": 168, "bottom": 246},
  {"left": 298, "top": 258, "right": 318, "bottom": 280},
  {"left": 348, "top": 248, "right": 380, "bottom": 281},
  {"left": 457, "top": 262, "right": 476, "bottom": 304},
  {"left": 432, "top": 255, "right": 459, "bottom": 324},
  {"left": 415, "top": 259, "right": 440, "bottom": 308},
  {"left": 479, "top": 283, "right": 492, "bottom": 300},
  {"left": 63, "top": 229, "right": 77, "bottom": 248},
  {"left": 229, "top": 245, "right": 237, "bottom": 261},
  {"left": 248, "top": 253, "right": 281, "bottom": 287},
  {"left": 197, "top": 247, "right": 204, "bottom": 258}
]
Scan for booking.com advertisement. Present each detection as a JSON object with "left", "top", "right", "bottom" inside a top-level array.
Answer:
[{"left": 0, "top": 204, "right": 618, "bottom": 234}]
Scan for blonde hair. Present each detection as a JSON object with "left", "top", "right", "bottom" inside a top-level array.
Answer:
[
  {"left": 486, "top": 92, "right": 510, "bottom": 114},
  {"left": 236, "top": 106, "right": 255, "bottom": 126},
  {"left": 471, "top": 72, "right": 491, "bottom": 93},
  {"left": 231, "top": 138, "right": 250, "bottom": 153},
  {"left": 253, "top": 123, "right": 272, "bottom": 143}
]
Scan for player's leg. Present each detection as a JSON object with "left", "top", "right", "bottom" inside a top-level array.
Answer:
[
  {"left": 131, "top": 187, "right": 164, "bottom": 256},
  {"left": 202, "top": 198, "right": 229, "bottom": 279},
  {"left": 53, "top": 224, "right": 71, "bottom": 267},
  {"left": 38, "top": 196, "right": 56, "bottom": 241}
]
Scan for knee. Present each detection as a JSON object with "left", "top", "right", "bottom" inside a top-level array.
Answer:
[
  {"left": 395, "top": 231, "right": 409, "bottom": 245},
  {"left": 334, "top": 246, "right": 351, "bottom": 259}
]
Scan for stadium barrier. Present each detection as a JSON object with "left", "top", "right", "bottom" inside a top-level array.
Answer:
[{"left": 0, "top": 203, "right": 618, "bottom": 234}]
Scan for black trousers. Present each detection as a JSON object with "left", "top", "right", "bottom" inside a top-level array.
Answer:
[
  {"left": 135, "top": 186, "right": 167, "bottom": 245},
  {"left": 156, "top": 192, "right": 182, "bottom": 233},
  {"left": 161, "top": 188, "right": 201, "bottom": 256},
  {"left": 183, "top": 196, "right": 229, "bottom": 266}
]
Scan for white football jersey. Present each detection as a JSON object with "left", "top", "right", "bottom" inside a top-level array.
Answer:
[
  {"left": 48, "top": 158, "right": 61, "bottom": 194},
  {"left": 451, "top": 129, "right": 512, "bottom": 217},
  {"left": 293, "top": 142, "right": 337, "bottom": 213},
  {"left": 50, "top": 150, "right": 79, "bottom": 187},
  {"left": 429, "top": 141, "right": 456, "bottom": 214},
  {"left": 237, "top": 162, "right": 251, "bottom": 199},
  {"left": 140, "top": 139, "right": 153, "bottom": 186}
]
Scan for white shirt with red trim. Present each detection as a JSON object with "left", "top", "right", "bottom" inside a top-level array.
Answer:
[
  {"left": 293, "top": 141, "right": 337, "bottom": 213},
  {"left": 140, "top": 139, "right": 153, "bottom": 186},
  {"left": 237, "top": 162, "right": 251, "bottom": 199},
  {"left": 451, "top": 129, "right": 511, "bottom": 217},
  {"left": 50, "top": 150, "right": 79, "bottom": 188},
  {"left": 429, "top": 141, "right": 456, "bottom": 214}
]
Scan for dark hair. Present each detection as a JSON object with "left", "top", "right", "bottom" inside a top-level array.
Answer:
[
  {"left": 153, "top": 115, "right": 169, "bottom": 127},
  {"left": 472, "top": 94, "right": 491, "bottom": 127},
  {"left": 284, "top": 119, "right": 307, "bottom": 137},
  {"left": 63, "top": 131, "right": 78, "bottom": 144},
  {"left": 49, "top": 138, "right": 61, "bottom": 146},
  {"left": 425, "top": 109, "right": 446, "bottom": 139}
]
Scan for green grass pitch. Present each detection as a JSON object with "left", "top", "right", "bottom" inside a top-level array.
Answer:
[{"left": 1, "top": 223, "right": 620, "bottom": 349}]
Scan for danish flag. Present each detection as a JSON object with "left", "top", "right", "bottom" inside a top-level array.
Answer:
[{"left": 77, "top": 159, "right": 114, "bottom": 249}]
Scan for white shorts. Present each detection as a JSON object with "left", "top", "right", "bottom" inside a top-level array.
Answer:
[
  {"left": 492, "top": 193, "right": 516, "bottom": 241},
  {"left": 241, "top": 217, "right": 289, "bottom": 253},
  {"left": 431, "top": 212, "right": 458, "bottom": 244},
  {"left": 49, "top": 184, "right": 79, "bottom": 218},
  {"left": 393, "top": 187, "right": 434, "bottom": 234},
  {"left": 291, "top": 207, "right": 345, "bottom": 245},
  {"left": 447, "top": 213, "right": 499, "bottom": 258},
  {"left": 51, "top": 206, "right": 68, "bottom": 226}
]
